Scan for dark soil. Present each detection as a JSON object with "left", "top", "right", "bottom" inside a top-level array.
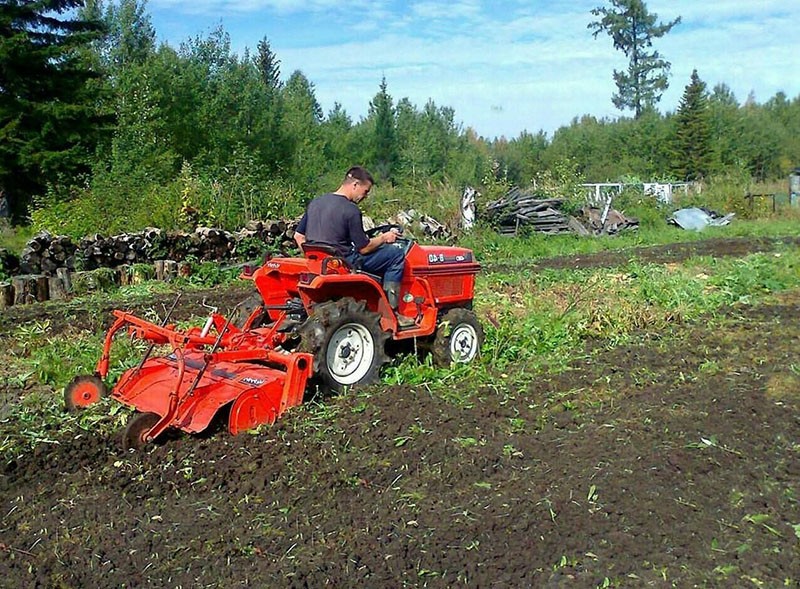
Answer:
[{"left": 1, "top": 236, "right": 799, "bottom": 588}]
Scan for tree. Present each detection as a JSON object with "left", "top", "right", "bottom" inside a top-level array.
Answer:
[
  {"left": 671, "top": 69, "right": 712, "bottom": 181},
  {"left": 281, "top": 70, "right": 325, "bottom": 186},
  {"left": 588, "top": 0, "right": 680, "bottom": 118},
  {"left": 0, "top": 0, "right": 106, "bottom": 219},
  {"left": 368, "top": 76, "right": 397, "bottom": 181},
  {"left": 256, "top": 37, "right": 281, "bottom": 91}
]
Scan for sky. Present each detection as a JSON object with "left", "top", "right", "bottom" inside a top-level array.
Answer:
[{"left": 144, "top": 0, "right": 799, "bottom": 140}]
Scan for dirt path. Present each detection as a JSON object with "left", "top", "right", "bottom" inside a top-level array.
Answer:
[{"left": 0, "top": 236, "right": 799, "bottom": 587}]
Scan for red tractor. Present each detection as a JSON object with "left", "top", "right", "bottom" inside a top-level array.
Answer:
[{"left": 66, "top": 226, "right": 483, "bottom": 449}]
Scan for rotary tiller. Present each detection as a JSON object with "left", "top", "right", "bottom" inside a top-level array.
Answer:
[{"left": 66, "top": 302, "right": 314, "bottom": 450}]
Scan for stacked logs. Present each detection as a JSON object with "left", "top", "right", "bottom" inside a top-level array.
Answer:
[
  {"left": 0, "top": 221, "right": 296, "bottom": 309},
  {"left": 14, "top": 222, "right": 296, "bottom": 277},
  {"left": 484, "top": 188, "right": 571, "bottom": 235},
  {"left": 20, "top": 232, "right": 78, "bottom": 274}
]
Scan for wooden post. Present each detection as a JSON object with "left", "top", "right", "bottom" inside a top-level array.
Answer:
[
  {"left": 119, "top": 264, "right": 131, "bottom": 286},
  {"left": 0, "top": 282, "right": 12, "bottom": 309},
  {"left": 11, "top": 275, "right": 38, "bottom": 304},
  {"left": 56, "top": 267, "right": 72, "bottom": 293},
  {"left": 164, "top": 260, "right": 178, "bottom": 281},
  {"left": 34, "top": 275, "right": 49, "bottom": 302},
  {"left": 154, "top": 260, "right": 166, "bottom": 281},
  {"left": 48, "top": 276, "right": 68, "bottom": 300}
]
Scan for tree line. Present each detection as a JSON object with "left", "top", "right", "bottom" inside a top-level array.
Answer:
[{"left": 2, "top": 0, "right": 798, "bottom": 235}]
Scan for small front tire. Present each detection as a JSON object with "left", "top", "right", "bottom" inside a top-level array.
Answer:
[{"left": 432, "top": 308, "right": 484, "bottom": 367}]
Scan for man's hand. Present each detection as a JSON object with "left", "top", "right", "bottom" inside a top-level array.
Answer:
[
  {"left": 382, "top": 229, "right": 399, "bottom": 244},
  {"left": 360, "top": 229, "right": 398, "bottom": 254}
]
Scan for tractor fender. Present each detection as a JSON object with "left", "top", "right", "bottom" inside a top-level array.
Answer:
[{"left": 298, "top": 273, "right": 389, "bottom": 314}]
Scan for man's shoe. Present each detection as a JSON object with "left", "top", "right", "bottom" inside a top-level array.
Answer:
[{"left": 384, "top": 281, "right": 401, "bottom": 310}]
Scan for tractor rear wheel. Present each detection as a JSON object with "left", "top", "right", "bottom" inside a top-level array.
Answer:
[
  {"left": 231, "top": 292, "right": 267, "bottom": 330},
  {"left": 432, "top": 308, "right": 484, "bottom": 366},
  {"left": 299, "top": 297, "right": 389, "bottom": 392}
]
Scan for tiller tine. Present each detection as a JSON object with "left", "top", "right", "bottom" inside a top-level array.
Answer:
[{"left": 95, "top": 308, "right": 313, "bottom": 443}]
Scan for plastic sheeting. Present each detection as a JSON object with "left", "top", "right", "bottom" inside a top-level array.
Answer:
[{"left": 670, "top": 207, "right": 735, "bottom": 231}]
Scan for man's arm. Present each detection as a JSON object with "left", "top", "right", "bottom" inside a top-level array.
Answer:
[
  {"left": 358, "top": 230, "right": 397, "bottom": 254},
  {"left": 294, "top": 231, "right": 306, "bottom": 248}
]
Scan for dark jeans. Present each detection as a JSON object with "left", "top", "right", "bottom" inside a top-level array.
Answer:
[{"left": 347, "top": 244, "right": 405, "bottom": 285}]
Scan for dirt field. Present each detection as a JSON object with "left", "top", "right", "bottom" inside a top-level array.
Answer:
[{"left": 1, "top": 236, "right": 799, "bottom": 588}]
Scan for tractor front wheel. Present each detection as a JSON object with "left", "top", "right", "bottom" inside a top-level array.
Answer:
[
  {"left": 299, "top": 298, "right": 389, "bottom": 392},
  {"left": 432, "top": 308, "right": 484, "bottom": 367}
]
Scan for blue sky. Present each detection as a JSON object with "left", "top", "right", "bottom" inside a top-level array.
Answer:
[{"left": 145, "top": 0, "right": 799, "bottom": 139}]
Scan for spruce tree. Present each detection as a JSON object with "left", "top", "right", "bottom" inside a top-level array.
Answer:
[
  {"left": 0, "top": 0, "right": 105, "bottom": 219},
  {"left": 589, "top": 0, "right": 680, "bottom": 118},
  {"left": 369, "top": 76, "right": 397, "bottom": 182},
  {"left": 672, "top": 69, "right": 712, "bottom": 181}
]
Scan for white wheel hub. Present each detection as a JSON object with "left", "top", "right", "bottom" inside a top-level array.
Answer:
[
  {"left": 326, "top": 322, "right": 375, "bottom": 385},
  {"left": 449, "top": 323, "right": 479, "bottom": 363}
]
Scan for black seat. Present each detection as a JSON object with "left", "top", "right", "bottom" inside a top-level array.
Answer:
[{"left": 301, "top": 241, "right": 339, "bottom": 258}]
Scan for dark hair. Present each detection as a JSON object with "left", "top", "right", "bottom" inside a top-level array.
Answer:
[{"left": 345, "top": 165, "right": 374, "bottom": 185}]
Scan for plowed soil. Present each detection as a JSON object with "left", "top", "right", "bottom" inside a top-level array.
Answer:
[{"left": 1, "top": 236, "right": 799, "bottom": 588}]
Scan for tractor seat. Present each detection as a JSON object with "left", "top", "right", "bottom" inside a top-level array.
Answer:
[
  {"left": 301, "top": 241, "right": 382, "bottom": 282},
  {"left": 301, "top": 241, "right": 340, "bottom": 259}
]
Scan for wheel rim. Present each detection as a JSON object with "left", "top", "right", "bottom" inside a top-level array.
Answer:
[
  {"left": 449, "top": 323, "right": 479, "bottom": 363},
  {"left": 64, "top": 375, "right": 107, "bottom": 411},
  {"left": 326, "top": 322, "right": 375, "bottom": 385}
]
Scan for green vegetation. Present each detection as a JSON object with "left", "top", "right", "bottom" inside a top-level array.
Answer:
[
  {"left": 3, "top": 233, "right": 797, "bottom": 458},
  {"left": 1, "top": 0, "right": 798, "bottom": 239}
]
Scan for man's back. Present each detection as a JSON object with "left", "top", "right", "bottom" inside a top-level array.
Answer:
[{"left": 299, "top": 192, "right": 368, "bottom": 256}]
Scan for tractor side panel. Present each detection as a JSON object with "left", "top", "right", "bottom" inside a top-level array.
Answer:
[{"left": 405, "top": 244, "right": 480, "bottom": 307}]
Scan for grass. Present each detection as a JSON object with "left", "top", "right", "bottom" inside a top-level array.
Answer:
[
  {"left": 462, "top": 216, "right": 800, "bottom": 267},
  {"left": 1, "top": 224, "right": 799, "bottom": 461}
]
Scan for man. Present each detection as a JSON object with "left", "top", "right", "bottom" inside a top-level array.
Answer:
[{"left": 294, "top": 166, "right": 405, "bottom": 309}]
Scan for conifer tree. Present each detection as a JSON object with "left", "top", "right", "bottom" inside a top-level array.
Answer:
[
  {"left": 589, "top": 0, "right": 680, "bottom": 118},
  {"left": 0, "top": 0, "right": 104, "bottom": 219},
  {"left": 672, "top": 69, "right": 712, "bottom": 181},
  {"left": 369, "top": 77, "right": 397, "bottom": 181}
]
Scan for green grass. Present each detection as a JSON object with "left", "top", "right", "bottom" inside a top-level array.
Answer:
[
  {"left": 1, "top": 227, "right": 799, "bottom": 460},
  {"left": 462, "top": 217, "right": 800, "bottom": 267}
]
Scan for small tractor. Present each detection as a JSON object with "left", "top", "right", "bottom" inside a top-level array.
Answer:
[{"left": 66, "top": 225, "right": 483, "bottom": 450}]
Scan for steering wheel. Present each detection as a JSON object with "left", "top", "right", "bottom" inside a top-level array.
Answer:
[{"left": 365, "top": 223, "right": 404, "bottom": 238}]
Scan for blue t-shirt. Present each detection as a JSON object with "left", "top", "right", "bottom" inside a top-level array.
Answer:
[{"left": 296, "top": 192, "right": 369, "bottom": 257}]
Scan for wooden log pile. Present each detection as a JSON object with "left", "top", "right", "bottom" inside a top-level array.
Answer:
[
  {"left": 78, "top": 228, "right": 162, "bottom": 270},
  {"left": 578, "top": 206, "right": 639, "bottom": 235},
  {"left": 389, "top": 210, "right": 453, "bottom": 241},
  {"left": 19, "top": 231, "right": 78, "bottom": 275},
  {"left": 484, "top": 188, "right": 572, "bottom": 235}
]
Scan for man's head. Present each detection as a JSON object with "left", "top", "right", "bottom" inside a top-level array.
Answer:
[{"left": 340, "top": 166, "right": 374, "bottom": 203}]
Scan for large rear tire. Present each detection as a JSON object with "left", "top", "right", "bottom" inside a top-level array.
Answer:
[
  {"left": 432, "top": 308, "right": 484, "bottom": 367},
  {"left": 299, "top": 297, "right": 389, "bottom": 392}
]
